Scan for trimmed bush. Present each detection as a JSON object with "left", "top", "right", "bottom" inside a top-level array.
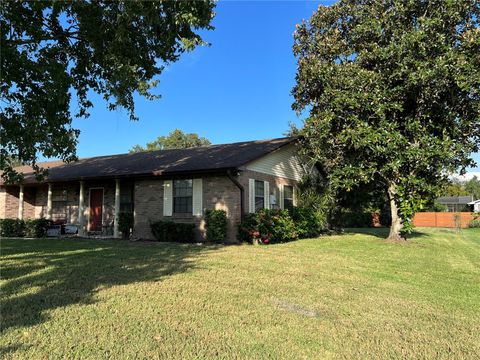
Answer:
[
  {"left": 205, "top": 209, "right": 228, "bottom": 243},
  {"left": 291, "top": 207, "right": 326, "bottom": 238},
  {"left": 24, "top": 218, "right": 51, "bottom": 238},
  {"left": 238, "top": 209, "right": 297, "bottom": 244},
  {"left": 150, "top": 220, "right": 195, "bottom": 243},
  {"left": 118, "top": 212, "right": 134, "bottom": 239},
  {"left": 0, "top": 219, "right": 25, "bottom": 237}
]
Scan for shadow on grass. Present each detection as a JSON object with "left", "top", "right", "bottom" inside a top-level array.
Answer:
[
  {"left": 344, "top": 227, "right": 429, "bottom": 239},
  {"left": 0, "top": 238, "right": 215, "bottom": 339}
]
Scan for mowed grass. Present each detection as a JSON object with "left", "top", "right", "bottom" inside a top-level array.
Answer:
[{"left": 1, "top": 228, "right": 479, "bottom": 359}]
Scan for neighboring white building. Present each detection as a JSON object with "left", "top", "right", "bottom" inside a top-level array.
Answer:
[{"left": 468, "top": 199, "right": 480, "bottom": 213}]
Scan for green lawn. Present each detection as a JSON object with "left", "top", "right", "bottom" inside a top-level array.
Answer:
[{"left": 1, "top": 228, "right": 479, "bottom": 359}]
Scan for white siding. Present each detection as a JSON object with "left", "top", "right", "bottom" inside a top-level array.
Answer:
[
  {"left": 245, "top": 144, "right": 304, "bottom": 181},
  {"left": 163, "top": 180, "right": 173, "bottom": 216},
  {"left": 264, "top": 181, "right": 270, "bottom": 209},
  {"left": 248, "top": 179, "right": 255, "bottom": 213},
  {"left": 279, "top": 184, "right": 284, "bottom": 210},
  {"left": 192, "top": 178, "right": 203, "bottom": 216}
]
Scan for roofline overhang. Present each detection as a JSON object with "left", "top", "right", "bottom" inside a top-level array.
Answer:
[{"left": 1, "top": 167, "right": 240, "bottom": 186}]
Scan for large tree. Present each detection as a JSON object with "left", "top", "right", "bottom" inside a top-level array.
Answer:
[
  {"left": 0, "top": 0, "right": 215, "bottom": 183},
  {"left": 130, "top": 129, "right": 211, "bottom": 152},
  {"left": 292, "top": 0, "right": 480, "bottom": 240}
]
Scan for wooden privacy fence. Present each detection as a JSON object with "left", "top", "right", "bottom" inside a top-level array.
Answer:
[{"left": 412, "top": 212, "right": 475, "bottom": 228}]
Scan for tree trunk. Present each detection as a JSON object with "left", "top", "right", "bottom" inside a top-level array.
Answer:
[{"left": 387, "top": 184, "right": 406, "bottom": 241}]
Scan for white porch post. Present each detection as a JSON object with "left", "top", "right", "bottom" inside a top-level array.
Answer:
[
  {"left": 78, "top": 181, "right": 85, "bottom": 236},
  {"left": 46, "top": 183, "right": 53, "bottom": 219},
  {"left": 114, "top": 179, "right": 120, "bottom": 238},
  {"left": 18, "top": 185, "right": 24, "bottom": 220}
]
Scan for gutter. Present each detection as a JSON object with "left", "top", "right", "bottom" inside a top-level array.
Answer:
[{"left": 226, "top": 169, "right": 245, "bottom": 222}]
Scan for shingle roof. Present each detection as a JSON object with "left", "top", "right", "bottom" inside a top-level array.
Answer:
[
  {"left": 437, "top": 196, "right": 474, "bottom": 204},
  {"left": 5, "top": 137, "right": 296, "bottom": 184}
]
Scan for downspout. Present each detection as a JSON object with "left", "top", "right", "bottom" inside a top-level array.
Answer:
[{"left": 227, "top": 170, "right": 245, "bottom": 221}]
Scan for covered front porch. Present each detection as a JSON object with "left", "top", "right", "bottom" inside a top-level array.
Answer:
[{"left": 3, "top": 179, "right": 133, "bottom": 238}]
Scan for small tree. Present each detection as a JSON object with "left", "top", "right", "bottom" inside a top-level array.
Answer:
[{"left": 292, "top": 1, "right": 480, "bottom": 240}]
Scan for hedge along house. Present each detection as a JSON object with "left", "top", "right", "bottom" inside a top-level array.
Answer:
[{"left": 0, "top": 138, "right": 304, "bottom": 241}]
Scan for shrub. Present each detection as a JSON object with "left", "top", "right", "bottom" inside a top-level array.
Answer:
[
  {"left": 118, "top": 212, "right": 134, "bottom": 239},
  {"left": 469, "top": 219, "right": 480, "bottom": 228},
  {"left": 0, "top": 219, "right": 25, "bottom": 237},
  {"left": 469, "top": 214, "right": 480, "bottom": 228},
  {"left": 291, "top": 207, "right": 326, "bottom": 238},
  {"left": 24, "top": 218, "right": 51, "bottom": 238},
  {"left": 150, "top": 220, "right": 195, "bottom": 243},
  {"left": 205, "top": 209, "right": 227, "bottom": 243},
  {"left": 238, "top": 209, "right": 297, "bottom": 244},
  {"left": 237, "top": 213, "right": 259, "bottom": 243}
]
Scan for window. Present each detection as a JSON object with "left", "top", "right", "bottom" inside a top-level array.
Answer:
[
  {"left": 52, "top": 187, "right": 68, "bottom": 219},
  {"left": 120, "top": 186, "right": 133, "bottom": 213},
  {"left": 283, "top": 185, "right": 294, "bottom": 211},
  {"left": 173, "top": 179, "right": 193, "bottom": 214},
  {"left": 255, "top": 180, "right": 264, "bottom": 211}
]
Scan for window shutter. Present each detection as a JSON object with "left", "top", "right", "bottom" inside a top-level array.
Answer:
[
  {"left": 293, "top": 186, "right": 298, "bottom": 207},
  {"left": 264, "top": 181, "right": 270, "bottom": 209},
  {"left": 248, "top": 179, "right": 255, "bottom": 213},
  {"left": 279, "top": 184, "right": 284, "bottom": 210},
  {"left": 192, "top": 178, "right": 203, "bottom": 216},
  {"left": 163, "top": 180, "right": 173, "bottom": 216}
]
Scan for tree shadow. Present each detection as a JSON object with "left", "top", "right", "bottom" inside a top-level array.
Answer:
[
  {"left": 343, "top": 227, "right": 429, "bottom": 239},
  {"left": 0, "top": 238, "right": 215, "bottom": 339}
]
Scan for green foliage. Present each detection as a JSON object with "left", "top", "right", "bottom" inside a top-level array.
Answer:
[
  {"left": 469, "top": 220, "right": 480, "bottom": 228},
  {"left": 293, "top": 1, "right": 480, "bottom": 239},
  {"left": 423, "top": 202, "right": 448, "bottom": 212},
  {"left": 238, "top": 209, "right": 297, "bottom": 244},
  {"left": 291, "top": 207, "right": 326, "bottom": 238},
  {"left": 24, "top": 218, "right": 51, "bottom": 238},
  {"left": 444, "top": 176, "right": 480, "bottom": 200},
  {"left": 205, "top": 209, "right": 227, "bottom": 243},
  {"left": 0, "top": 219, "right": 25, "bottom": 237},
  {"left": 118, "top": 212, "right": 134, "bottom": 239},
  {"left": 150, "top": 220, "right": 195, "bottom": 243},
  {"left": 336, "top": 211, "right": 373, "bottom": 228},
  {"left": 0, "top": 1, "right": 216, "bottom": 183},
  {"left": 130, "top": 129, "right": 211, "bottom": 152}
]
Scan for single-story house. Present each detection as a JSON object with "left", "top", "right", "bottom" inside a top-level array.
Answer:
[
  {"left": 436, "top": 196, "right": 474, "bottom": 212},
  {"left": 0, "top": 137, "right": 304, "bottom": 241}
]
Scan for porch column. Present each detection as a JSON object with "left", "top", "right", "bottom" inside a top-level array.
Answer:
[
  {"left": 46, "top": 183, "right": 53, "bottom": 219},
  {"left": 78, "top": 181, "right": 85, "bottom": 236},
  {"left": 114, "top": 179, "right": 120, "bottom": 238},
  {"left": 18, "top": 185, "right": 24, "bottom": 220}
]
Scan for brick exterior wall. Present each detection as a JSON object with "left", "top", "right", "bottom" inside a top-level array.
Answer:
[
  {"left": 4, "top": 187, "right": 19, "bottom": 218},
  {"left": 132, "top": 172, "right": 297, "bottom": 242},
  {"left": 133, "top": 176, "right": 242, "bottom": 241},
  {"left": 0, "top": 187, "right": 6, "bottom": 219},
  {"left": 23, "top": 187, "right": 36, "bottom": 219}
]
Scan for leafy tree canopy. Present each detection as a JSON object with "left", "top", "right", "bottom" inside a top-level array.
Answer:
[
  {"left": 130, "top": 129, "right": 211, "bottom": 152},
  {"left": 292, "top": 0, "right": 480, "bottom": 240},
  {"left": 444, "top": 176, "right": 480, "bottom": 200},
  {"left": 0, "top": 0, "right": 215, "bottom": 183}
]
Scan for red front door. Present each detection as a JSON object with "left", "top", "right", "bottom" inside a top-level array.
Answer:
[{"left": 89, "top": 189, "right": 103, "bottom": 231}]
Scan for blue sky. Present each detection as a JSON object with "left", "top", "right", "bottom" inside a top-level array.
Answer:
[{"left": 69, "top": 0, "right": 479, "bottom": 172}]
